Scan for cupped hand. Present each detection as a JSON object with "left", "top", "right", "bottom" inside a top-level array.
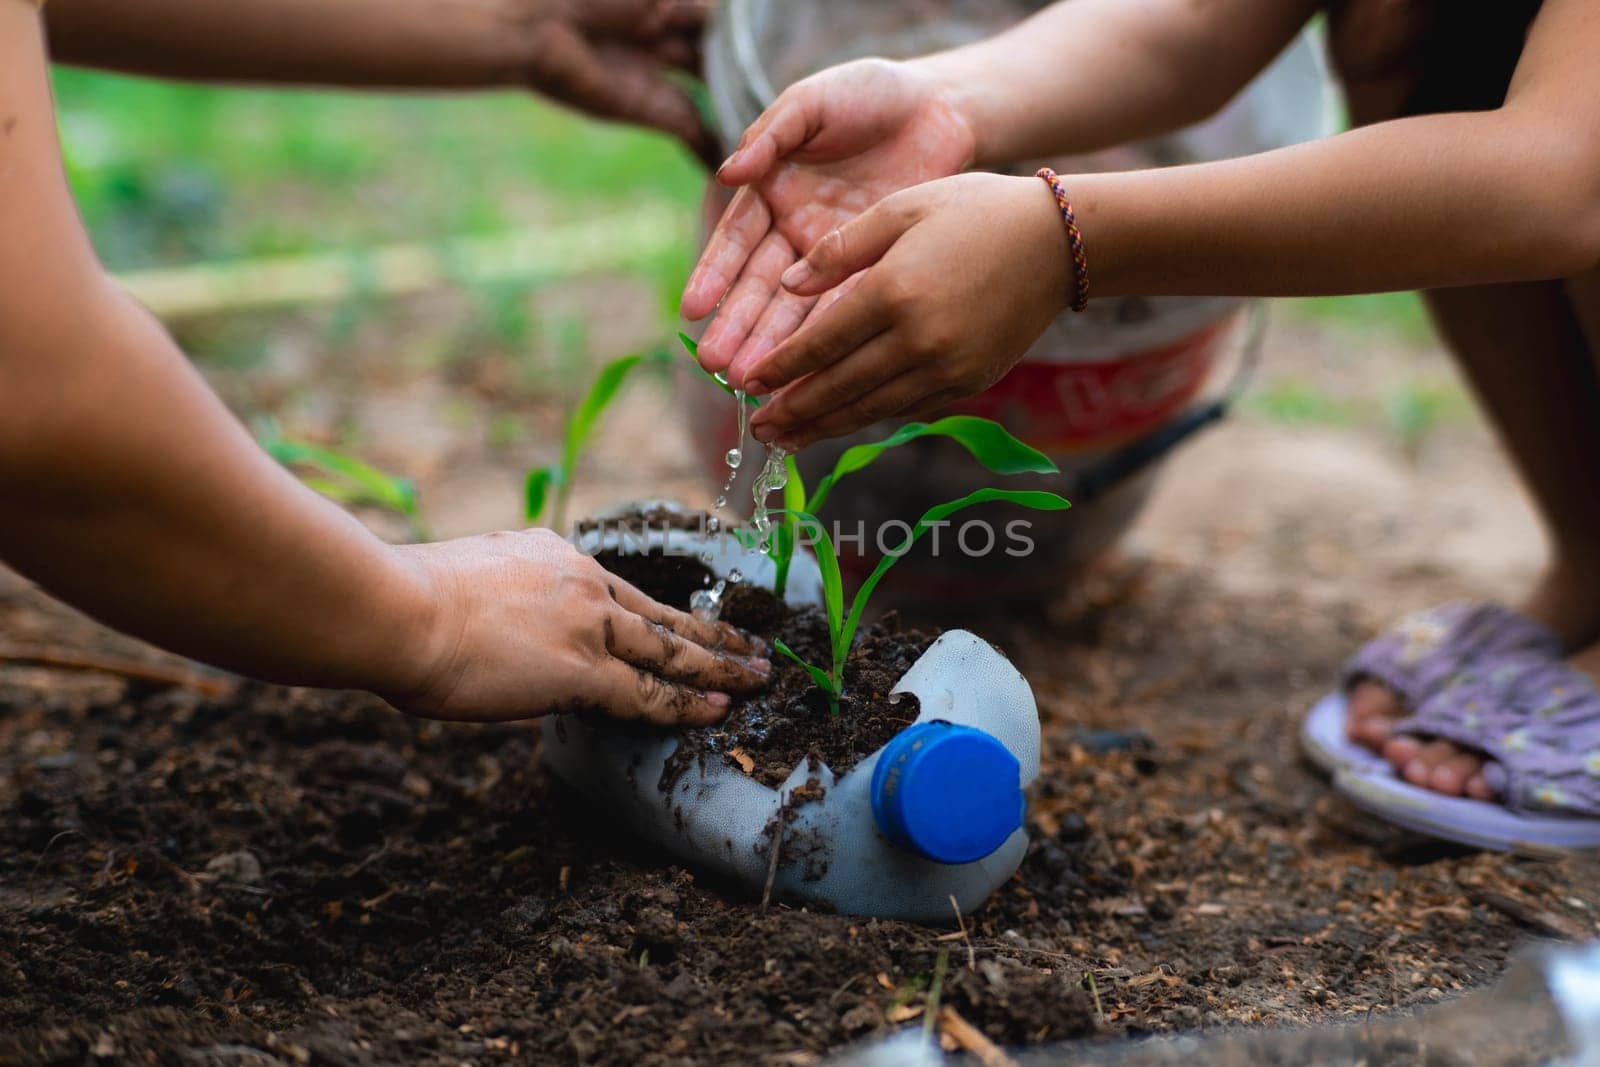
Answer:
[
  {"left": 385, "top": 529, "right": 768, "bottom": 724},
  {"left": 682, "top": 58, "right": 978, "bottom": 381},
  {"left": 521, "top": 0, "right": 718, "bottom": 166},
  {"left": 739, "top": 172, "right": 1072, "bottom": 451}
]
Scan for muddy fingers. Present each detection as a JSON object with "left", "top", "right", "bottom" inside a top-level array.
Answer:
[
  {"left": 605, "top": 578, "right": 764, "bottom": 657},
  {"left": 605, "top": 610, "right": 770, "bottom": 694},
  {"left": 596, "top": 660, "right": 731, "bottom": 727}
]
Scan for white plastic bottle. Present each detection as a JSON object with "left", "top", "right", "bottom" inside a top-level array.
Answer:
[{"left": 545, "top": 511, "right": 1041, "bottom": 921}]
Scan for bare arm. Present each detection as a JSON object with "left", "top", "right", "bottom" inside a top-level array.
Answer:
[
  {"left": 1028, "top": 0, "right": 1600, "bottom": 297},
  {"left": 0, "top": 7, "right": 765, "bottom": 721},
  {"left": 44, "top": 0, "right": 714, "bottom": 159},
  {"left": 685, "top": 0, "right": 1317, "bottom": 370},
  {"left": 916, "top": 0, "right": 1320, "bottom": 167}
]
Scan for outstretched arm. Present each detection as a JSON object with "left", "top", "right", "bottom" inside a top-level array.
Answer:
[
  {"left": 45, "top": 0, "right": 714, "bottom": 161},
  {"left": 1, "top": 8, "right": 766, "bottom": 723},
  {"left": 740, "top": 0, "right": 1600, "bottom": 450},
  {"left": 683, "top": 0, "right": 1316, "bottom": 376}
]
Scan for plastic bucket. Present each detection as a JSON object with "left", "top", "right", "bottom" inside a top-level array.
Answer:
[{"left": 688, "top": 0, "right": 1331, "bottom": 603}]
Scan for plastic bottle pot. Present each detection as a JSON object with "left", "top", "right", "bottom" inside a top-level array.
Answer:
[{"left": 547, "top": 519, "right": 1041, "bottom": 921}]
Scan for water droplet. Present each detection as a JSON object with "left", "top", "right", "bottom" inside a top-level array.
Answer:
[
  {"left": 887, "top": 693, "right": 904, "bottom": 706},
  {"left": 715, "top": 496, "right": 727, "bottom": 510},
  {"left": 728, "top": 568, "right": 743, "bottom": 584},
  {"left": 749, "top": 445, "right": 789, "bottom": 540},
  {"left": 706, "top": 516, "right": 721, "bottom": 534},
  {"left": 691, "top": 580, "right": 728, "bottom": 623},
  {"left": 726, "top": 448, "right": 743, "bottom": 470}
]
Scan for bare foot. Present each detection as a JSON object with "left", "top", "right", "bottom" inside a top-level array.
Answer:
[{"left": 1345, "top": 563, "right": 1600, "bottom": 800}]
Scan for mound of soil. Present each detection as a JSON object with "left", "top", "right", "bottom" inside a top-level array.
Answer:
[{"left": 3, "top": 561, "right": 1596, "bottom": 1065}]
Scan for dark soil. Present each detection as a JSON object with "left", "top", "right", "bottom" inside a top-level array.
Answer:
[
  {"left": 640, "top": 569, "right": 929, "bottom": 789},
  {"left": 3, "top": 561, "right": 1597, "bottom": 1066},
  {"left": 594, "top": 548, "right": 714, "bottom": 615}
]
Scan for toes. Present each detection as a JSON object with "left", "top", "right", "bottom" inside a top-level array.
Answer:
[
  {"left": 1382, "top": 735, "right": 1422, "bottom": 770},
  {"left": 1401, "top": 739, "right": 1458, "bottom": 788},
  {"left": 1386, "top": 738, "right": 1492, "bottom": 797},
  {"left": 1348, "top": 679, "right": 1403, "bottom": 724},
  {"left": 1348, "top": 679, "right": 1407, "bottom": 752},
  {"left": 1349, "top": 713, "right": 1395, "bottom": 749},
  {"left": 1427, "top": 751, "right": 1485, "bottom": 797}
]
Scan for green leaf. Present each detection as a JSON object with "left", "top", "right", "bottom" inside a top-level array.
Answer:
[
  {"left": 524, "top": 466, "right": 557, "bottom": 524},
  {"left": 837, "top": 489, "right": 1073, "bottom": 656},
  {"left": 782, "top": 455, "right": 807, "bottom": 518},
  {"left": 679, "top": 331, "right": 762, "bottom": 407},
  {"left": 263, "top": 438, "right": 420, "bottom": 519},
  {"left": 562, "top": 353, "right": 647, "bottom": 479},
  {"left": 770, "top": 454, "right": 807, "bottom": 598},
  {"left": 785, "top": 512, "right": 844, "bottom": 652},
  {"left": 773, "top": 638, "right": 837, "bottom": 695},
  {"left": 773, "top": 637, "right": 841, "bottom": 716},
  {"left": 808, "top": 416, "right": 1056, "bottom": 514}
]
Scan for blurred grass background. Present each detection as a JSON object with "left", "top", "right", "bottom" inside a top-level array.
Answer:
[{"left": 53, "top": 69, "right": 705, "bottom": 312}]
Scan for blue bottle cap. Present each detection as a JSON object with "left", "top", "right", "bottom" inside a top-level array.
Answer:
[{"left": 870, "top": 721, "right": 1024, "bottom": 865}]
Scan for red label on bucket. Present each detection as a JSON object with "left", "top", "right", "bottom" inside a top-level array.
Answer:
[{"left": 949, "top": 318, "right": 1233, "bottom": 452}]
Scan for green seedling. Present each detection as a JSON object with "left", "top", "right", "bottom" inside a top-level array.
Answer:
[
  {"left": 525, "top": 348, "right": 671, "bottom": 532},
  {"left": 772, "top": 489, "right": 1072, "bottom": 716},
  {"left": 677, "top": 334, "right": 1060, "bottom": 598},
  {"left": 768, "top": 416, "right": 1058, "bottom": 597},
  {"left": 262, "top": 433, "right": 429, "bottom": 541}
]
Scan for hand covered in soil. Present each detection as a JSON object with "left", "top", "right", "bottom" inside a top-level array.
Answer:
[
  {"left": 386, "top": 530, "right": 768, "bottom": 724},
  {"left": 739, "top": 173, "right": 1071, "bottom": 450},
  {"left": 682, "top": 59, "right": 978, "bottom": 380},
  {"left": 519, "top": 0, "right": 717, "bottom": 166}
]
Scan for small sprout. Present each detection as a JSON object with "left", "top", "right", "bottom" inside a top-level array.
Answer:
[
  {"left": 261, "top": 432, "right": 429, "bottom": 541},
  {"left": 772, "top": 489, "right": 1072, "bottom": 716},
  {"left": 680, "top": 329, "right": 1062, "bottom": 599},
  {"left": 1084, "top": 971, "right": 1106, "bottom": 1025},
  {"left": 923, "top": 950, "right": 950, "bottom": 1040},
  {"left": 525, "top": 348, "right": 672, "bottom": 532}
]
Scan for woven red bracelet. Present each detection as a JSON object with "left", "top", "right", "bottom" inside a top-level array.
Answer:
[{"left": 1036, "top": 167, "right": 1090, "bottom": 313}]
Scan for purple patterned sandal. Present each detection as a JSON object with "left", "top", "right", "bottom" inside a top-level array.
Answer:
[
  {"left": 1334, "top": 651, "right": 1600, "bottom": 851},
  {"left": 1301, "top": 603, "right": 1562, "bottom": 776}
]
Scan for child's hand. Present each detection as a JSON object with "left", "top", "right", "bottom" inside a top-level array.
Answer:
[
  {"left": 683, "top": 58, "right": 978, "bottom": 378},
  {"left": 522, "top": 0, "right": 717, "bottom": 165},
  {"left": 742, "top": 173, "right": 1071, "bottom": 451}
]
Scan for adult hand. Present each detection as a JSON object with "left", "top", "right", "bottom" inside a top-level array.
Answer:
[
  {"left": 681, "top": 58, "right": 978, "bottom": 381},
  {"left": 739, "top": 173, "right": 1072, "bottom": 451},
  {"left": 386, "top": 529, "right": 769, "bottom": 724},
  {"left": 522, "top": 0, "right": 718, "bottom": 166}
]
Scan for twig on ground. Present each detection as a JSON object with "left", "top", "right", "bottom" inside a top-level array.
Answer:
[
  {"left": 0, "top": 645, "right": 233, "bottom": 700},
  {"left": 762, "top": 811, "right": 785, "bottom": 910},
  {"left": 949, "top": 895, "right": 976, "bottom": 972},
  {"left": 1460, "top": 882, "right": 1588, "bottom": 941},
  {"left": 937, "top": 1006, "right": 1018, "bottom": 1067}
]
